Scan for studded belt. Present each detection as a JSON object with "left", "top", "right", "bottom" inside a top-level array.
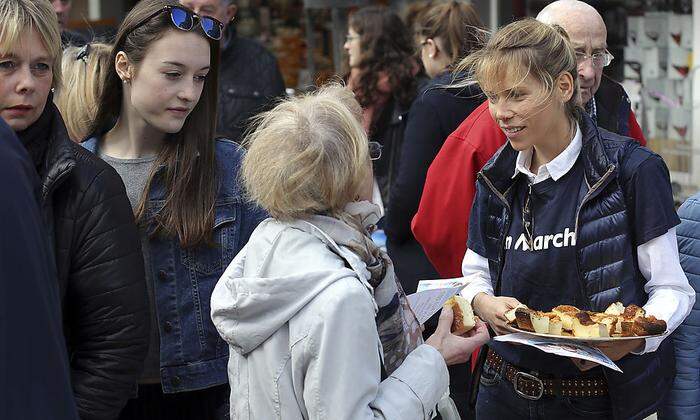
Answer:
[{"left": 485, "top": 349, "right": 609, "bottom": 400}]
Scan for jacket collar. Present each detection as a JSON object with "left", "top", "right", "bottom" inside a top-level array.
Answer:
[
  {"left": 19, "top": 101, "right": 77, "bottom": 201},
  {"left": 481, "top": 112, "right": 611, "bottom": 196}
]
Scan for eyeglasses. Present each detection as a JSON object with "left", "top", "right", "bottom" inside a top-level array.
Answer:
[
  {"left": 575, "top": 50, "right": 614, "bottom": 69},
  {"left": 369, "top": 141, "right": 382, "bottom": 161},
  {"left": 130, "top": 5, "right": 224, "bottom": 41}
]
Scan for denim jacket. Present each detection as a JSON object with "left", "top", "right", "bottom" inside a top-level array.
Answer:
[{"left": 83, "top": 137, "right": 267, "bottom": 393}]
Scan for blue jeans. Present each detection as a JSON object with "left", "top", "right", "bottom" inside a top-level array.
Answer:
[{"left": 476, "top": 361, "right": 613, "bottom": 420}]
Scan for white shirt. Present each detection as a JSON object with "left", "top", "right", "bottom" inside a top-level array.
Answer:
[
  {"left": 513, "top": 123, "right": 583, "bottom": 183},
  {"left": 460, "top": 123, "right": 695, "bottom": 354}
]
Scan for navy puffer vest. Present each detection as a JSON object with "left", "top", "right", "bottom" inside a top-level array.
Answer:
[{"left": 469, "top": 114, "right": 675, "bottom": 420}]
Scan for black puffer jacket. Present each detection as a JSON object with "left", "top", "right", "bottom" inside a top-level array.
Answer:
[
  {"left": 217, "top": 30, "right": 286, "bottom": 142},
  {"left": 17, "top": 102, "right": 149, "bottom": 420}
]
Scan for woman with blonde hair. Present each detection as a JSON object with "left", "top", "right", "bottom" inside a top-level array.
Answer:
[
  {"left": 459, "top": 19, "right": 693, "bottom": 419},
  {"left": 0, "top": 0, "right": 148, "bottom": 418},
  {"left": 211, "top": 84, "right": 490, "bottom": 419},
  {"left": 55, "top": 42, "right": 111, "bottom": 141}
]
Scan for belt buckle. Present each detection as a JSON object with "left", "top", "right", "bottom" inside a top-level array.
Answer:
[{"left": 513, "top": 371, "right": 544, "bottom": 401}]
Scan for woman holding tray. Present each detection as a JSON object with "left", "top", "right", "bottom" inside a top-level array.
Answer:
[{"left": 458, "top": 19, "right": 695, "bottom": 419}]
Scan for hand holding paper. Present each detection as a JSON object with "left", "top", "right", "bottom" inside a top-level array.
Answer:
[{"left": 407, "top": 279, "right": 467, "bottom": 324}]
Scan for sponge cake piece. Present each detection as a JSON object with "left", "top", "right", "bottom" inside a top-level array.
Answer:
[
  {"left": 505, "top": 304, "right": 528, "bottom": 323},
  {"left": 590, "top": 313, "right": 619, "bottom": 336},
  {"left": 623, "top": 304, "right": 646, "bottom": 320},
  {"left": 545, "top": 313, "right": 563, "bottom": 336},
  {"left": 572, "top": 312, "right": 609, "bottom": 338},
  {"left": 443, "top": 295, "right": 476, "bottom": 335},
  {"left": 530, "top": 311, "right": 550, "bottom": 334},
  {"left": 604, "top": 302, "right": 625, "bottom": 316},
  {"left": 633, "top": 315, "right": 667, "bottom": 336},
  {"left": 552, "top": 305, "right": 580, "bottom": 331},
  {"left": 515, "top": 307, "right": 535, "bottom": 332}
]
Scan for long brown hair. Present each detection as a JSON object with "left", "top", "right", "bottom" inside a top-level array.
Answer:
[
  {"left": 415, "top": 1, "right": 486, "bottom": 65},
  {"left": 348, "top": 6, "right": 417, "bottom": 110},
  {"left": 88, "top": 0, "right": 220, "bottom": 248}
]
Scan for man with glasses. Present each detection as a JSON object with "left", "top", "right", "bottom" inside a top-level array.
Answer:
[
  {"left": 180, "top": 0, "right": 285, "bottom": 143},
  {"left": 412, "top": 0, "right": 647, "bottom": 280},
  {"left": 538, "top": 0, "right": 643, "bottom": 138}
]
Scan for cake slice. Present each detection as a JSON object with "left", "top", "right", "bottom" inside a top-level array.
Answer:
[
  {"left": 546, "top": 313, "right": 563, "bottom": 335},
  {"left": 552, "top": 305, "right": 580, "bottom": 331},
  {"left": 604, "top": 302, "right": 625, "bottom": 316},
  {"left": 572, "top": 312, "right": 609, "bottom": 338},
  {"left": 505, "top": 304, "right": 528, "bottom": 323},
  {"left": 515, "top": 307, "right": 535, "bottom": 332},
  {"left": 590, "top": 313, "right": 619, "bottom": 336},
  {"left": 622, "top": 304, "right": 646, "bottom": 320},
  {"left": 619, "top": 304, "right": 646, "bottom": 337},
  {"left": 530, "top": 311, "right": 550, "bottom": 334},
  {"left": 633, "top": 315, "right": 667, "bottom": 336},
  {"left": 443, "top": 295, "right": 476, "bottom": 335},
  {"left": 620, "top": 319, "right": 635, "bottom": 337}
]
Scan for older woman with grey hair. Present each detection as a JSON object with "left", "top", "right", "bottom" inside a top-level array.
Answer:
[{"left": 211, "top": 84, "right": 489, "bottom": 419}]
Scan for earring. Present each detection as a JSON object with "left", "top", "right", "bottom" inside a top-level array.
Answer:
[{"left": 429, "top": 54, "right": 434, "bottom": 58}]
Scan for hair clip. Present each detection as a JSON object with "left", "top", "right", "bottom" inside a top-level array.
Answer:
[{"left": 76, "top": 43, "right": 91, "bottom": 62}]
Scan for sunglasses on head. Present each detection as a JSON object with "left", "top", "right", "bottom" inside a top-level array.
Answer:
[
  {"left": 131, "top": 5, "right": 224, "bottom": 41},
  {"left": 76, "top": 43, "right": 91, "bottom": 62}
]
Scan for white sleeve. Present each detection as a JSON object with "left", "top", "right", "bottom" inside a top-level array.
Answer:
[
  {"left": 633, "top": 227, "right": 696, "bottom": 354},
  {"left": 459, "top": 248, "right": 494, "bottom": 305},
  {"left": 302, "top": 279, "right": 449, "bottom": 420}
]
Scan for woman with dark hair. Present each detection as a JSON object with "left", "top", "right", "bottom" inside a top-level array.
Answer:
[
  {"left": 81, "top": 0, "right": 266, "bottom": 418},
  {"left": 384, "top": 2, "right": 486, "bottom": 416},
  {"left": 344, "top": 5, "right": 422, "bottom": 206},
  {"left": 0, "top": 1, "right": 148, "bottom": 419}
]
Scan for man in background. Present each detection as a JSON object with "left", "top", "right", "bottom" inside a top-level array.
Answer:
[
  {"left": 181, "top": 0, "right": 286, "bottom": 142},
  {"left": 52, "top": 0, "right": 87, "bottom": 46}
]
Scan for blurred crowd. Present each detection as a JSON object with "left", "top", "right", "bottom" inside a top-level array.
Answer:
[{"left": 1, "top": 1, "right": 699, "bottom": 420}]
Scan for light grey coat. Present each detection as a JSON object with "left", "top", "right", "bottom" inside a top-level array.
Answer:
[{"left": 211, "top": 217, "right": 449, "bottom": 419}]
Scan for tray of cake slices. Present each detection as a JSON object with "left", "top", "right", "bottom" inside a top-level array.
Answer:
[{"left": 503, "top": 302, "right": 667, "bottom": 343}]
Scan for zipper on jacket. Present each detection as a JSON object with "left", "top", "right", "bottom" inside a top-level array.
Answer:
[{"left": 573, "top": 164, "right": 616, "bottom": 308}]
